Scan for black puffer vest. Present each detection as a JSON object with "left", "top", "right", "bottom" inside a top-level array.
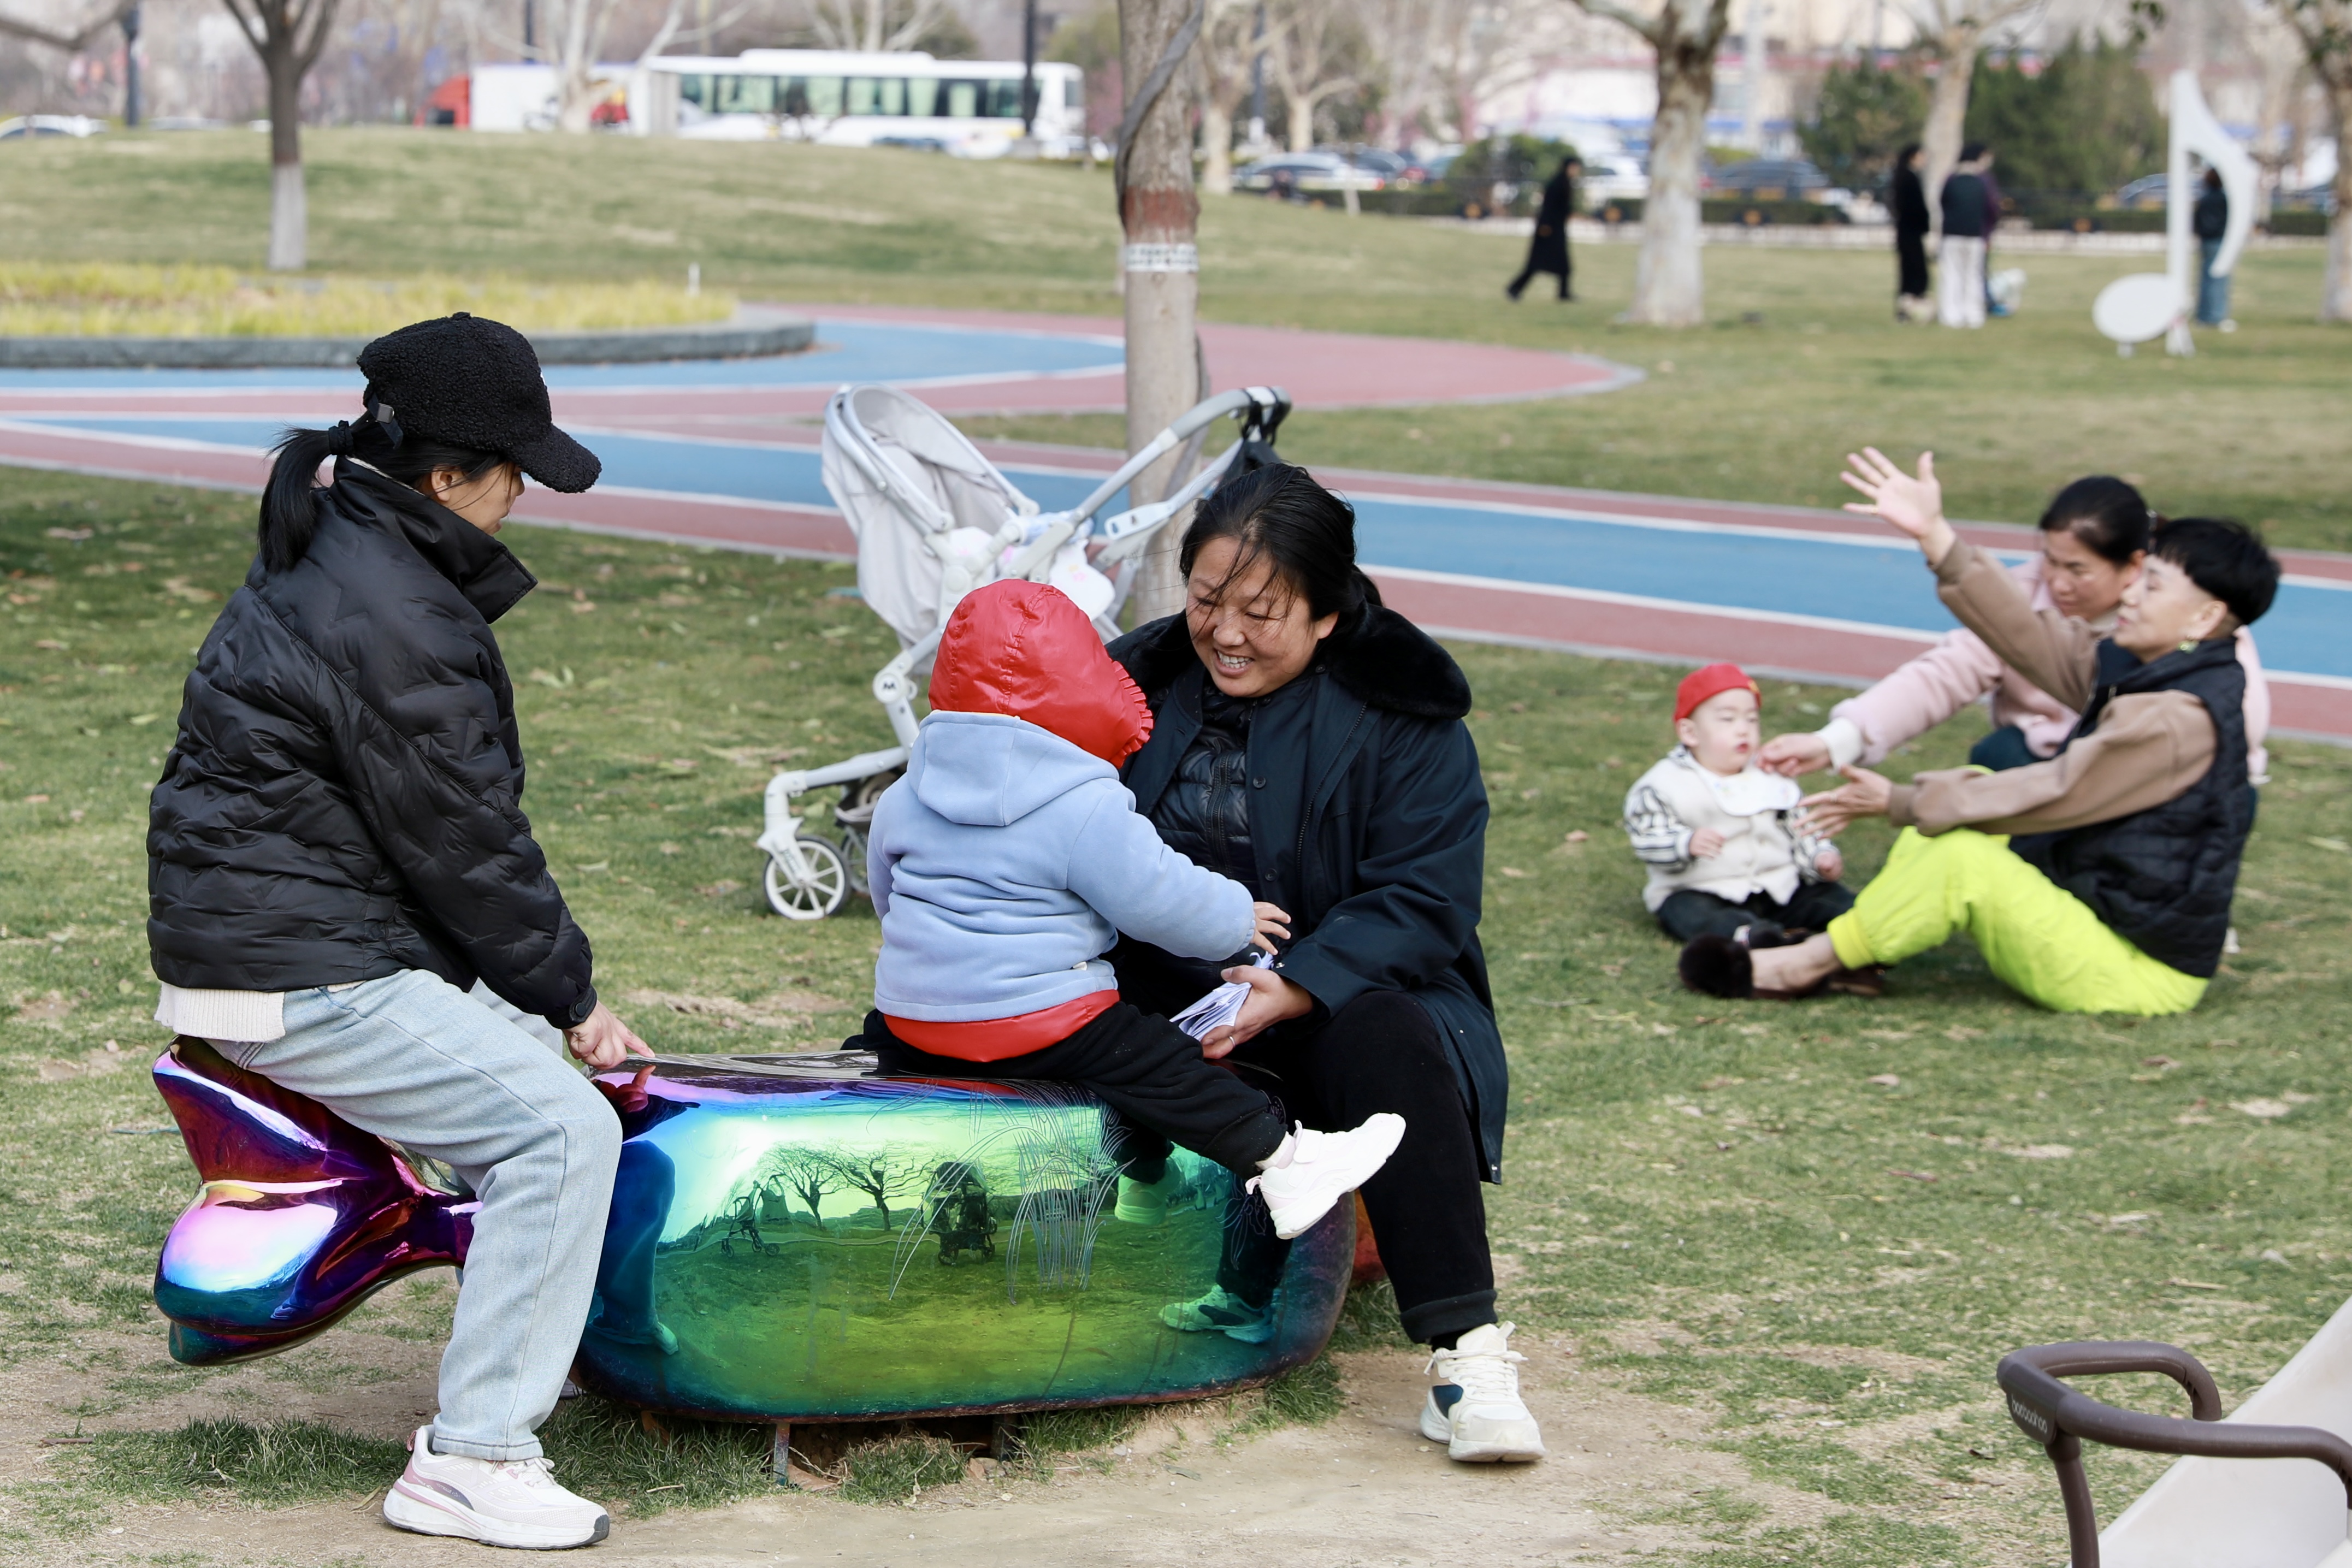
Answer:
[{"left": 2010, "top": 637, "right": 2250, "bottom": 978}]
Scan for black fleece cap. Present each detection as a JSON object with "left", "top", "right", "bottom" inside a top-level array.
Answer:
[{"left": 354, "top": 313, "right": 600, "bottom": 493}]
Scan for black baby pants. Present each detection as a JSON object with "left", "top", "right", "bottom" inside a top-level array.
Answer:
[
  {"left": 862, "top": 1003, "right": 1287, "bottom": 1176},
  {"left": 1656, "top": 879, "right": 1855, "bottom": 945}
]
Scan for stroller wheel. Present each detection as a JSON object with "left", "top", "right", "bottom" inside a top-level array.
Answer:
[{"left": 764, "top": 837, "right": 849, "bottom": 920}]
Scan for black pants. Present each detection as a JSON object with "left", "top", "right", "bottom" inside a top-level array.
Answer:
[
  {"left": 1967, "top": 724, "right": 2041, "bottom": 772},
  {"left": 1115, "top": 976, "right": 1497, "bottom": 1347},
  {"left": 862, "top": 1004, "right": 1286, "bottom": 1177},
  {"left": 1898, "top": 229, "right": 1930, "bottom": 298},
  {"left": 1508, "top": 258, "right": 1571, "bottom": 300},
  {"left": 1656, "top": 879, "right": 1855, "bottom": 944}
]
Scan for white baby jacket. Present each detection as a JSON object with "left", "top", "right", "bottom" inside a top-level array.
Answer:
[{"left": 1621, "top": 747, "right": 1835, "bottom": 913}]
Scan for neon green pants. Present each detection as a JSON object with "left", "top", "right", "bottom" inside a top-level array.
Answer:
[{"left": 1825, "top": 827, "right": 2208, "bottom": 1016}]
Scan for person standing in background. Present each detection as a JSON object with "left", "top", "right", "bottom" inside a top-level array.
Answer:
[
  {"left": 2195, "top": 168, "right": 2236, "bottom": 330},
  {"left": 1938, "top": 144, "right": 1991, "bottom": 329},
  {"left": 1507, "top": 156, "right": 1581, "bottom": 302},
  {"left": 1890, "top": 144, "right": 1931, "bottom": 321},
  {"left": 1977, "top": 148, "right": 2011, "bottom": 316}
]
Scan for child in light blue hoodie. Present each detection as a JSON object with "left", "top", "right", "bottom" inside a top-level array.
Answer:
[{"left": 851, "top": 579, "right": 1403, "bottom": 1240}]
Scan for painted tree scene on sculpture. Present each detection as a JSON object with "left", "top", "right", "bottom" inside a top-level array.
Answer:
[{"left": 149, "top": 1039, "right": 1353, "bottom": 1423}]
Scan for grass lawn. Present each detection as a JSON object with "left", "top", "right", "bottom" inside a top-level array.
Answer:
[
  {"left": 3, "top": 467, "right": 2350, "bottom": 1565},
  {"left": 1, "top": 129, "right": 2350, "bottom": 550}
]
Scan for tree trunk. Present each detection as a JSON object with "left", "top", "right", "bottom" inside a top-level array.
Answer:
[
  {"left": 1919, "top": 20, "right": 1979, "bottom": 241},
  {"left": 2326, "top": 76, "right": 2352, "bottom": 321},
  {"left": 265, "top": 49, "right": 305, "bottom": 270},
  {"left": 1202, "top": 94, "right": 1235, "bottom": 192},
  {"left": 1632, "top": 33, "right": 1711, "bottom": 326},
  {"left": 1120, "top": 0, "right": 1204, "bottom": 622}
]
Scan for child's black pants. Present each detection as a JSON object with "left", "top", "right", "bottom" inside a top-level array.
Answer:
[
  {"left": 860, "top": 1004, "right": 1287, "bottom": 1176},
  {"left": 1656, "top": 880, "right": 1854, "bottom": 944}
]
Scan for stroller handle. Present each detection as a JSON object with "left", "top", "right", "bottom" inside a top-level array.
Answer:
[{"left": 1064, "top": 387, "right": 1289, "bottom": 527}]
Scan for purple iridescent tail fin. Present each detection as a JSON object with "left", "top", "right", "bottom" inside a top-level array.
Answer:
[{"left": 151, "top": 1038, "right": 476, "bottom": 1366}]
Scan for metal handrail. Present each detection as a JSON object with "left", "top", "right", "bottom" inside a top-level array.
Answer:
[{"left": 1998, "top": 1340, "right": 2352, "bottom": 1568}]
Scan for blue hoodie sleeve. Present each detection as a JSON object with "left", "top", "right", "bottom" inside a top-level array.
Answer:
[{"left": 1063, "top": 785, "right": 1256, "bottom": 960}]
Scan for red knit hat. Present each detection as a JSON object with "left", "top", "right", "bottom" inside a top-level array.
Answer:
[
  {"left": 927, "top": 579, "right": 1155, "bottom": 766},
  {"left": 1675, "top": 662, "right": 1759, "bottom": 721}
]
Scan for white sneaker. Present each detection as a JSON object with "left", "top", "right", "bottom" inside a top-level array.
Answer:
[
  {"left": 1420, "top": 1322, "right": 1545, "bottom": 1463},
  {"left": 1245, "top": 1115, "right": 1405, "bottom": 1240},
  {"left": 384, "top": 1425, "right": 611, "bottom": 1549}
]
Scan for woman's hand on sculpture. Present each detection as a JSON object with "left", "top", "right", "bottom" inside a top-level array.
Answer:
[
  {"left": 1840, "top": 448, "right": 1958, "bottom": 567},
  {"left": 1688, "top": 827, "right": 1726, "bottom": 859},
  {"left": 1199, "top": 967, "right": 1315, "bottom": 1060},
  {"left": 1799, "top": 765, "right": 1894, "bottom": 838},
  {"left": 1249, "top": 901, "right": 1293, "bottom": 956},
  {"left": 565, "top": 1002, "right": 655, "bottom": 1072},
  {"left": 1758, "top": 731, "right": 1832, "bottom": 777}
]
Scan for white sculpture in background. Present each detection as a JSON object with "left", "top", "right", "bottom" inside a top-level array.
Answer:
[{"left": 2091, "top": 70, "right": 2258, "bottom": 358}]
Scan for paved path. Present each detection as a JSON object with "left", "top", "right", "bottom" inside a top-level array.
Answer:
[{"left": 2, "top": 309, "right": 2345, "bottom": 742}]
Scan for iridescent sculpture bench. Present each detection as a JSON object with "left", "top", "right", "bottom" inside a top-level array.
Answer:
[{"left": 150, "top": 1039, "right": 1352, "bottom": 1447}]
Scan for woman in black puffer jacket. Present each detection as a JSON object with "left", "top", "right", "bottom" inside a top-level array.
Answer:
[{"left": 147, "top": 314, "right": 646, "bottom": 1550}]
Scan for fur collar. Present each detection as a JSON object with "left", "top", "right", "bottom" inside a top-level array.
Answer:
[{"left": 1110, "top": 605, "right": 1472, "bottom": 721}]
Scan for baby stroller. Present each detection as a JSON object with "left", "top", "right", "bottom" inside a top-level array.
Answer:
[{"left": 754, "top": 380, "right": 1292, "bottom": 918}]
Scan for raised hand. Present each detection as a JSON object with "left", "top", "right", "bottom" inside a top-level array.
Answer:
[{"left": 1840, "top": 448, "right": 1956, "bottom": 565}]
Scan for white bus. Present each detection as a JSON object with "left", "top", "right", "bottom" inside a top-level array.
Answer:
[{"left": 468, "top": 51, "right": 1085, "bottom": 157}]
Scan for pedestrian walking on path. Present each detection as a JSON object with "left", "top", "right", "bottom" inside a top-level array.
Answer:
[
  {"left": 1507, "top": 156, "right": 1581, "bottom": 302},
  {"left": 1939, "top": 144, "right": 1992, "bottom": 328},
  {"left": 2195, "top": 168, "right": 2236, "bottom": 329},
  {"left": 1890, "top": 144, "right": 1931, "bottom": 321}
]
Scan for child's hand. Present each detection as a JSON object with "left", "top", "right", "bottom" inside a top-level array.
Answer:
[
  {"left": 1758, "top": 731, "right": 1831, "bottom": 776},
  {"left": 1249, "top": 902, "right": 1292, "bottom": 955},
  {"left": 1840, "top": 448, "right": 1957, "bottom": 566},
  {"left": 1688, "top": 827, "right": 1726, "bottom": 859},
  {"left": 1814, "top": 845, "right": 1844, "bottom": 881}
]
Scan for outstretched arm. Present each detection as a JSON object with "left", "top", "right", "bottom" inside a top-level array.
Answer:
[{"left": 1840, "top": 449, "right": 2099, "bottom": 709}]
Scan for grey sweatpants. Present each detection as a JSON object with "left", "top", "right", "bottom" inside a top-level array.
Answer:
[{"left": 214, "top": 969, "right": 618, "bottom": 1461}]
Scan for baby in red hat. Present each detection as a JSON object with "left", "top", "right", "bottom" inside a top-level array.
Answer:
[{"left": 1621, "top": 664, "right": 1853, "bottom": 950}]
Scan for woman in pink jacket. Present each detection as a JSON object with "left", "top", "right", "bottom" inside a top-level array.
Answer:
[{"left": 1759, "top": 475, "right": 2269, "bottom": 783}]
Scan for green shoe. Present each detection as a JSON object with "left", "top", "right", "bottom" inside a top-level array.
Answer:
[
  {"left": 1114, "top": 1168, "right": 1183, "bottom": 1227},
  {"left": 1160, "top": 1285, "right": 1275, "bottom": 1344}
]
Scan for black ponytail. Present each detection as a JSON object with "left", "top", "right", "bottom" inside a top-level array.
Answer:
[
  {"left": 259, "top": 397, "right": 505, "bottom": 573},
  {"left": 1180, "top": 463, "right": 1379, "bottom": 623}
]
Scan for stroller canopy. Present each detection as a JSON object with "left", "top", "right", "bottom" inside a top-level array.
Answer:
[{"left": 822, "top": 384, "right": 1038, "bottom": 647}]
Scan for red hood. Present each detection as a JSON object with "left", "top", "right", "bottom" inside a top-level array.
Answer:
[{"left": 927, "top": 580, "right": 1154, "bottom": 766}]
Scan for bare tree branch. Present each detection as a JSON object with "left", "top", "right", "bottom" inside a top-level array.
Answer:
[
  {"left": 1570, "top": 0, "right": 1664, "bottom": 45},
  {"left": 0, "top": 0, "right": 137, "bottom": 52}
]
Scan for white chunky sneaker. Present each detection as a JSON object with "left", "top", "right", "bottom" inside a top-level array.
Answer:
[
  {"left": 1246, "top": 1115, "right": 1406, "bottom": 1241},
  {"left": 1421, "top": 1322, "right": 1545, "bottom": 1463},
  {"left": 384, "top": 1425, "right": 611, "bottom": 1549}
]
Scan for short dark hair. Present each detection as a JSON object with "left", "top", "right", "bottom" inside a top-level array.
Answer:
[
  {"left": 1960, "top": 141, "right": 1987, "bottom": 162},
  {"left": 1179, "top": 463, "right": 1379, "bottom": 623},
  {"left": 2149, "top": 515, "right": 2279, "bottom": 628},
  {"left": 2037, "top": 475, "right": 2151, "bottom": 565}
]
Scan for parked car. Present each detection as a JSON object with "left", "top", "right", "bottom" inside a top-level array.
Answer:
[
  {"left": 0, "top": 115, "right": 104, "bottom": 139},
  {"left": 1704, "top": 157, "right": 1831, "bottom": 198},
  {"left": 2114, "top": 174, "right": 2169, "bottom": 209},
  {"left": 1577, "top": 150, "right": 1650, "bottom": 205},
  {"left": 2276, "top": 182, "right": 2338, "bottom": 215},
  {"left": 1234, "top": 151, "right": 1385, "bottom": 194},
  {"left": 1325, "top": 145, "right": 1411, "bottom": 182}
]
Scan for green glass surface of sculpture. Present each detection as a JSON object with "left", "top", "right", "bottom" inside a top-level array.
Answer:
[{"left": 573, "top": 1053, "right": 1353, "bottom": 1422}]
